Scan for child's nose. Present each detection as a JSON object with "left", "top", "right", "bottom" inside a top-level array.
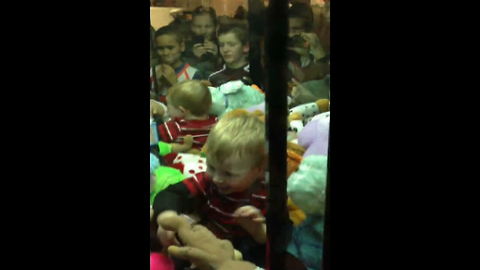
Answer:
[{"left": 159, "top": 50, "right": 169, "bottom": 56}]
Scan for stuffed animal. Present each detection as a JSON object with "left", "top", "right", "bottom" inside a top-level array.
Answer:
[
  {"left": 297, "top": 111, "right": 330, "bottom": 157},
  {"left": 286, "top": 110, "right": 330, "bottom": 226},
  {"left": 209, "top": 80, "right": 265, "bottom": 118},
  {"left": 289, "top": 98, "right": 329, "bottom": 126},
  {"left": 286, "top": 155, "right": 328, "bottom": 270},
  {"left": 287, "top": 99, "right": 329, "bottom": 142}
]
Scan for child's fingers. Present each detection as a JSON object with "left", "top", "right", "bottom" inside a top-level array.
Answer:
[
  {"left": 234, "top": 205, "right": 256, "bottom": 216},
  {"left": 252, "top": 217, "right": 265, "bottom": 223},
  {"left": 239, "top": 208, "right": 257, "bottom": 217},
  {"left": 232, "top": 206, "right": 247, "bottom": 217}
]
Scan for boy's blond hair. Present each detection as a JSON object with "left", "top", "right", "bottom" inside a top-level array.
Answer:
[
  {"left": 204, "top": 109, "right": 266, "bottom": 169},
  {"left": 168, "top": 80, "right": 212, "bottom": 116}
]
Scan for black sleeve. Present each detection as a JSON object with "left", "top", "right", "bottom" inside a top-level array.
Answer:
[
  {"left": 150, "top": 182, "right": 194, "bottom": 252},
  {"left": 152, "top": 181, "right": 195, "bottom": 220}
]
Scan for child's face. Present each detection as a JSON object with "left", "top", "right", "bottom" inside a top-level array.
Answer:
[
  {"left": 218, "top": 33, "right": 248, "bottom": 68},
  {"left": 207, "top": 155, "right": 263, "bottom": 195},
  {"left": 191, "top": 14, "right": 216, "bottom": 38},
  {"left": 155, "top": 34, "right": 184, "bottom": 68}
]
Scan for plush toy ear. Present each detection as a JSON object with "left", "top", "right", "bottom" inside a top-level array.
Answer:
[
  {"left": 316, "top": 99, "right": 330, "bottom": 112},
  {"left": 288, "top": 112, "right": 303, "bottom": 122}
]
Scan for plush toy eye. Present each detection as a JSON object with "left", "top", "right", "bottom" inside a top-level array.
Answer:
[{"left": 293, "top": 128, "right": 298, "bottom": 132}]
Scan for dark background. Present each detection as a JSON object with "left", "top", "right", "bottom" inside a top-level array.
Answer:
[{"left": 2, "top": 0, "right": 478, "bottom": 269}]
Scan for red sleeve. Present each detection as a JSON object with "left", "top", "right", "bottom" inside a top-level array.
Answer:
[
  {"left": 157, "top": 121, "right": 180, "bottom": 143},
  {"left": 182, "top": 172, "right": 209, "bottom": 197}
]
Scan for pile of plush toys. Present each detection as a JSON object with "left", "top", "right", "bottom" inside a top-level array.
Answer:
[{"left": 150, "top": 78, "right": 330, "bottom": 270}]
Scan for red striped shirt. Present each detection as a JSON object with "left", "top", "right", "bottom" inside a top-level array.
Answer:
[
  {"left": 157, "top": 116, "right": 218, "bottom": 150},
  {"left": 182, "top": 172, "right": 268, "bottom": 240}
]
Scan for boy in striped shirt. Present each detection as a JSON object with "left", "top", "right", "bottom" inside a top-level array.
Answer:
[
  {"left": 155, "top": 80, "right": 218, "bottom": 158},
  {"left": 153, "top": 110, "right": 277, "bottom": 268}
]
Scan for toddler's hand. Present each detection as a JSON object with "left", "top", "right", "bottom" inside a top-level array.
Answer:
[
  {"left": 150, "top": 99, "right": 165, "bottom": 118},
  {"left": 233, "top": 206, "right": 266, "bottom": 243},
  {"left": 233, "top": 205, "right": 265, "bottom": 223},
  {"left": 182, "top": 135, "right": 194, "bottom": 147}
]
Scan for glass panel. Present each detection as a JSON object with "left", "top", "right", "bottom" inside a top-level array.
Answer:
[{"left": 149, "top": 1, "right": 330, "bottom": 270}]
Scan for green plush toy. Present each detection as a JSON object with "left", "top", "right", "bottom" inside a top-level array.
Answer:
[
  {"left": 150, "top": 142, "right": 186, "bottom": 204},
  {"left": 150, "top": 165, "right": 186, "bottom": 204}
]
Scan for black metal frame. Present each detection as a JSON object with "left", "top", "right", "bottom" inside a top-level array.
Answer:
[
  {"left": 263, "top": 1, "right": 331, "bottom": 269},
  {"left": 264, "top": 1, "right": 289, "bottom": 269}
]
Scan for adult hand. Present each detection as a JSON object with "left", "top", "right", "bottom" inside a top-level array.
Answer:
[
  {"left": 288, "top": 62, "right": 306, "bottom": 82},
  {"left": 300, "top": 32, "right": 326, "bottom": 61},
  {"left": 156, "top": 211, "right": 181, "bottom": 252},
  {"left": 158, "top": 213, "right": 237, "bottom": 270},
  {"left": 290, "top": 78, "right": 318, "bottom": 106}
]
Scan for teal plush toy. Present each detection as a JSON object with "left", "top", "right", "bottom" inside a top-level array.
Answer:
[
  {"left": 286, "top": 155, "right": 328, "bottom": 270},
  {"left": 209, "top": 80, "right": 265, "bottom": 118}
]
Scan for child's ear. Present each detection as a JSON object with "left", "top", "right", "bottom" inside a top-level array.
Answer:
[
  {"left": 243, "top": 44, "right": 250, "bottom": 54},
  {"left": 178, "top": 106, "right": 189, "bottom": 114},
  {"left": 254, "top": 157, "right": 267, "bottom": 177}
]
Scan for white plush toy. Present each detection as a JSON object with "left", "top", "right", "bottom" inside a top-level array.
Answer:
[{"left": 170, "top": 153, "right": 208, "bottom": 178}]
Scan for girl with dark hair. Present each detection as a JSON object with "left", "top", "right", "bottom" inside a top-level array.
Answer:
[{"left": 183, "top": 6, "right": 222, "bottom": 80}]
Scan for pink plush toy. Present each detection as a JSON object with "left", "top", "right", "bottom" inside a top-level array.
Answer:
[
  {"left": 150, "top": 252, "right": 174, "bottom": 270},
  {"left": 297, "top": 111, "right": 330, "bottom": 157}
]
